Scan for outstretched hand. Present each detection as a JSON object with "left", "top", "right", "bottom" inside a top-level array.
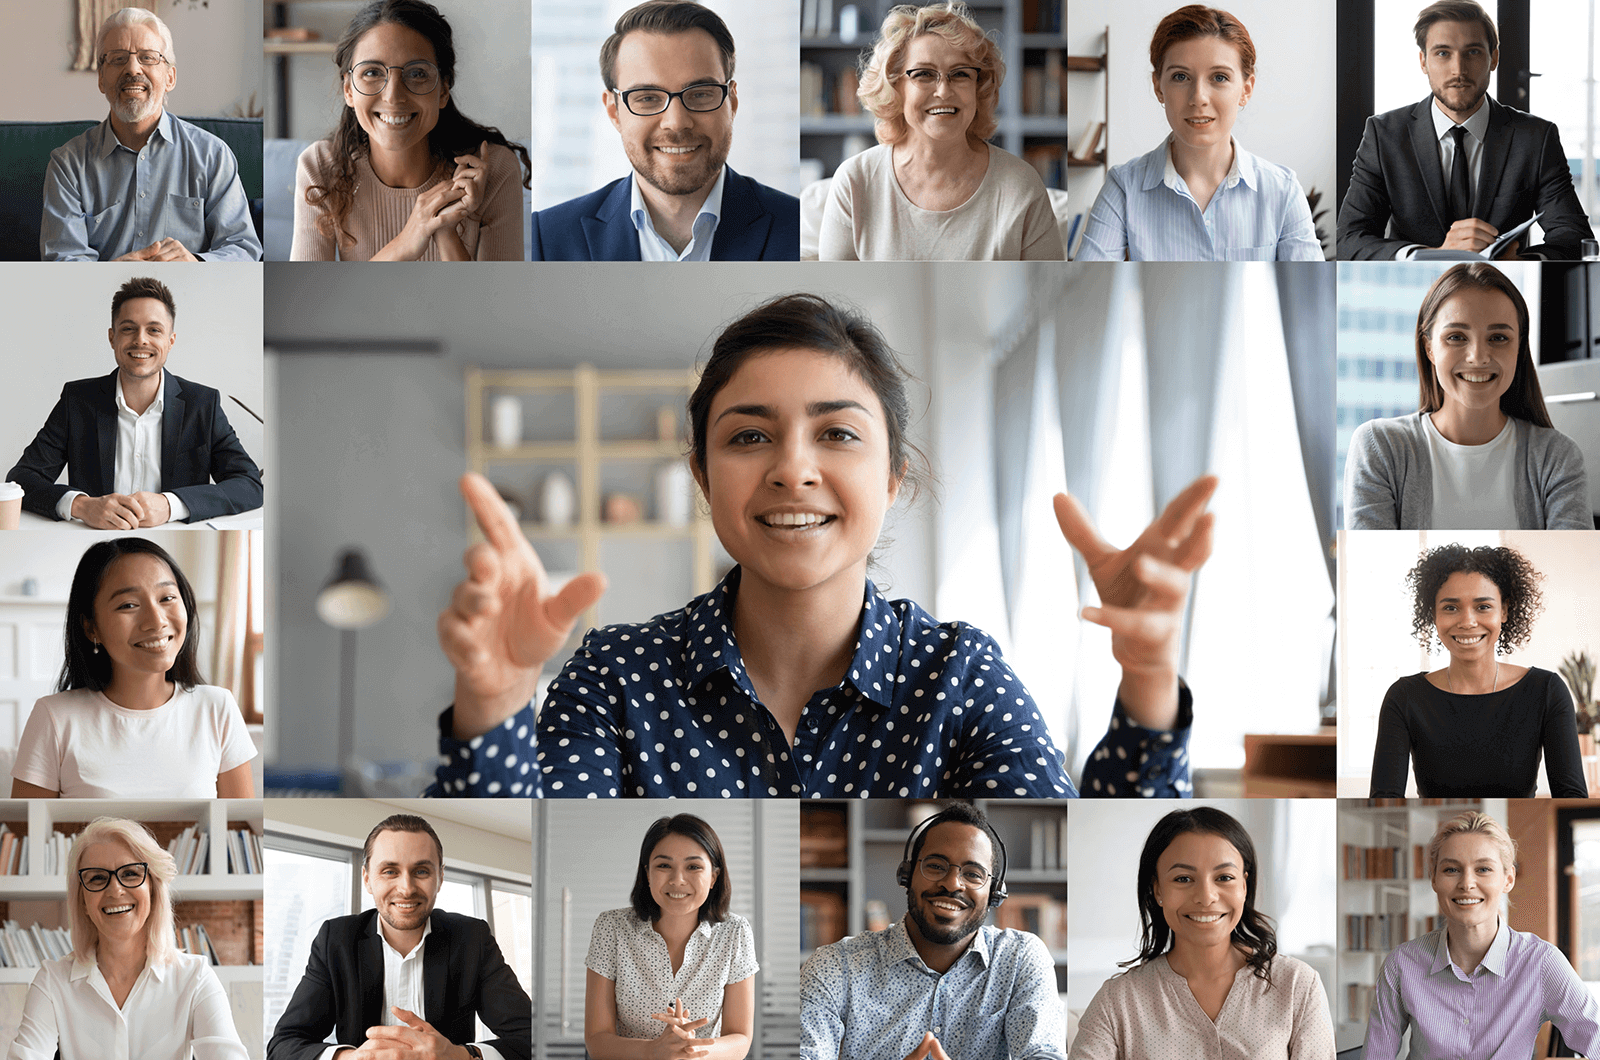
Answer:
[
  {"left": 1053, "top": 474, "right": 1217, "bottom": 730},
  {"left": 438, "top": 472, "right": 606, "bottom": 739}
]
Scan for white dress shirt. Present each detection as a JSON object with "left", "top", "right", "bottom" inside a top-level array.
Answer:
[
  {"left": 6, "top": 951, "right": 246, "bottom": 1060},
  {"left": 1397, "top": 98, "right": 1492, "bottom": 259},
  {"left": 630, "top": 167, "right": 726, "bottom": 261},
  {"left": 319, "top": 920, "right": 505, "bottom": 1060},
  {"left": 56, "top": 370, "right": 189, "bottom": 523}
]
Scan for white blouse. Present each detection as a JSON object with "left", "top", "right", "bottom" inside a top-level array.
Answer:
[
  {"left": 7, "top": 951, "right": 247, "bottom": 1060},
  {"left": 585, "top": 908, "right": 758, "bottom": 1040}
]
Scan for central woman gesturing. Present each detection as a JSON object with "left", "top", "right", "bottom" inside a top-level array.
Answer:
[{"left": 431, "top": 294, "right": 1216, "bottom": 798}]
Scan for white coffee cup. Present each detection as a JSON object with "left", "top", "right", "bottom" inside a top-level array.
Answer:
[{"left": 0, "top": 482, "right": 22, "bottom": 530}]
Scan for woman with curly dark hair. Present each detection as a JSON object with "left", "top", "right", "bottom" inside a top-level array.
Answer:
[
  {"left": 291, "top": 0, "right": 530, "bottom": 260},
  {"left": 1368, "top": 543, "right": 1585, "bottom": 797},
  {"left": 1069, "top": 807, "right": 1333, "bottom": 1059}
]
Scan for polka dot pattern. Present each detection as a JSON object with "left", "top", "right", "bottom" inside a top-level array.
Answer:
[
  {"left": 799, "top": 920, "right": 1063, "bottom": 1060},
  {"left": 586, "top": 908, "right": 758, "bottom": 1041},
  {"left": 431, "top": 568, "right": 1193, "bottom": 799}
]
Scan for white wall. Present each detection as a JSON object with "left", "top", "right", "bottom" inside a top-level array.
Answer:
[
  {"left": 15, "top": 0, "right": 263, "bottom": 120},
  {"left": 268, "top": 796, "right": 531, "bottom": 878},
  {"left": 0, "top": 263, "right": 265, "bottom": 489},
  {"left": 1067, "top": 0, "right": 1336, "bottom": 249}
]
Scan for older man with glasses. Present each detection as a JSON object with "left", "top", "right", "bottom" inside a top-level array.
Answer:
[
  {"left": 40, "top": 8, "right": 261, "bottom": 261},
  {"left": 531, "top": 0, "right": 799, "bottom": 261}
]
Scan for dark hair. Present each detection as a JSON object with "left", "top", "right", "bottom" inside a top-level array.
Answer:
[
  {"left": 305, "top": 0, "right": 533, "bottom": 248},
  {"left": 1148, "top": 5, "right": 1256, "bottom": 78},
  {"left": 1414, "top": 264, "right": 1552, "bottom": 428},
  {"left": 1414, "top": 0, "right": 1498, "bottom": 54},
  {"left": 599, "top": 1, "right": 736, "bottom": 91},
  {"left": 362, "top": 813, "right": 445, "bottom": 869},
  {"left": 58, "top": 539, "right": 203, "bottom": 694},
  {"left": 111, "top": 277, "right": 175, "bottom": 327},
  {"left": 907, "top": 801, "right": 1001, "bottom": 878},
  {"left": 687, "top": 293, "right": 931, "bottom": 503},
  {"left": 629, "top": 814, "right": 730, "bottom": 924},
  {"left": 1124, "top": 807, "right": 1278, "bottom": 983},
  {"left": 1406, "top": 544, "right": 1543, "bottom": 652}
]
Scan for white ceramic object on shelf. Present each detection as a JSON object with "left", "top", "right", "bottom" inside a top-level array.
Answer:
[
  {"left": 540, "top": 471, "right": 576, "bottom": 527},
  {"left": 490, "top": 395, "right": 522, "bottom": 449},
  {"left": 656, "top": 462, "right": 694, "bottom": 527}
]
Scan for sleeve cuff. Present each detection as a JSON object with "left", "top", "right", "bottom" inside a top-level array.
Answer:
[
  {"left": 431, "top": 703, "right": 539, "bottom": 797},
  {"left": 55, "top": 491, "right": 82, "bottom": 521},
  {"left": 1080, "top": 681, "right": 1194, "bottom": 797},
  {"left": 163, "top": 492, "right": 189, "bottom": 523}
]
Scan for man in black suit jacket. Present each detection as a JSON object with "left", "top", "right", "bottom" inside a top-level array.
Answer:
[
  {"left": 1337, "top": 0, "right": 1594, "bottom": 260},
  {"left": 5, "top": 276, "right": 262, "bottom": 526},
  {"left": 530, "top": 0, "right": 799, "bottom": 261},
  {"left": 268, "top": 814, "right": 531, "bottom": 1060}
]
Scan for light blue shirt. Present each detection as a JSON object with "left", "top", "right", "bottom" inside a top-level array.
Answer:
[
  {"left": 629, "top": 166, "right": 725, "bottom": 261},
  {"left": 800, "top": 919, "right": 1065, "bottom": 1060},
  {"left": 1077, "top": 137, "right": 1322, "bottom": 261},
  {"left": 40, "top": 111, "right": 261, "bottom": 261}
]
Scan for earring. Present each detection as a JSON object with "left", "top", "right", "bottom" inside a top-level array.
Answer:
[{"left": 92, "top": 642, "right": 100, "bottom": 655}]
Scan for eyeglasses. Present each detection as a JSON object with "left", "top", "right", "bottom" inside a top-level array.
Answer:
[
  {"left": 347, "top": 60, "right": 441, "bottom": 96},
  {"left": 899, "top": 66, "right": 983, "bottom": 88},
  {"left": 917, "top": 856, "right": 992, "bottom": 888},
  {"left": 78, "top": 862, "right": 149, "bottom": 892},
  {"left": 616, "top": 81, "right": 732, "bottom": 116},
  {"left": 101, "top": 50, "right": 169, "bottom": 69}
]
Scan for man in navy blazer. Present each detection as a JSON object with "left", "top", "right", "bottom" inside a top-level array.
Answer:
[
  {"left": 531, "top": 0, "right": 799, "bottom": 261},
  {"left": 1338, "top": 0, "right": 1594, "bottom": 260},
  {"left": 5, "top": 276, "right": 262, "bottom": 527}
]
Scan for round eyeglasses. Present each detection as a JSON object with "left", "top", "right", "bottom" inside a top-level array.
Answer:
[
  {"left": 616, "top": 81, "right": 732, "bottom": 117},
  {"left": 917, "top": 856, "right": 992, "bottom": 888},
  {"left": 78, "top": 862, "right": 149, "bottom": 892},
  {"left": 899, "top": 66, "right": 982, "bottom": 88},
  {"left": 101, "top": 50, "right": 169, "bottom": 69},
  {"left": 348, "top": 60, "right": 440, "bottom": 96}
]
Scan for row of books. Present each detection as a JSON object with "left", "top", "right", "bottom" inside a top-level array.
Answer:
[
  {"left": 799, "top": 890, "right": 846, "bottom": 952},
  {"left": 799, "top": 0, "right": 1063, "bottom": 37},
  {"left": 0, "top": 921, "right": 70, "bottom": 968},
  {"left": 224, "top": 827, "right": 264, "bottom": 875},
  {"left": 1022, "top": 0, "right": 1064, "bottom": 35},
  {"left": 1343, "top": 843, "right": 1423, "bottom": 880},
  {"left": 1020, "top": 52, "right": 1066, "bottom": 116},
  {"left": 994, "top": 894, "right": 1067, "bottom": 950},
  {"left": 1346, "top": 982, "right": 1376, "bottom": 1024},
  {"left": 168, "top": 825, "right": 261, "bottom": 876},
  {"left": 1028, "top": 817, "right": 1069, "bottom": 870},
  {"left": 1345, "top": 913, "right": 1409, "bottom": 952},
  {"left": 1360, "top": 798, "right": 1481, "bottom": 808},
  {"left": 176, "top": 923, "right": 223, "bottom": 966},
  {"left": 800, "top": 59, "right": 1068, "bottom": 117}
]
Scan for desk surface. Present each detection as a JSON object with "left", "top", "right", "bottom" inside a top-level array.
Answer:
[{"left": 17, "top": 508, "right": 263, "bottom": 530}]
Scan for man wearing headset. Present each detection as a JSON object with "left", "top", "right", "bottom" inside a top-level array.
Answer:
[{"left": 799, "top": 803, "right": 1066, "bottom": 1060}]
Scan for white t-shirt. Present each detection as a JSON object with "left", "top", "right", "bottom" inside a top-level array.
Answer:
[
  {"left": 1424, "top": 413, "right": 1520, "bottom": 529},
  {"left": 585, "top": 908, "right": 758, "bottom": 1041},
  {"left": 13, "top": 685, "right": 256, "bottom": 798}
]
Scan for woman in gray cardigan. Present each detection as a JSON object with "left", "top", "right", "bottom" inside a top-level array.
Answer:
[{"left": 1344, "top": 264, "right": 1590, "bottom": 529}]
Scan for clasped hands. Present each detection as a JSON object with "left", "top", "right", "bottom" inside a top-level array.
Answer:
[
  {"left": 645, "top": 998, "right": 712, "bottom": 1059},
  {"left": 113, "top": 237, "right": 199, "bottom": 262},
  {"left": 71, "top": 491, "right": 171, "bottom": 529},
  {"left": 341, "top": 1006, "right": 472, "bottom": 1059},
  {"left": 391, "top": 141, "right": 491, "bottom": 261}
]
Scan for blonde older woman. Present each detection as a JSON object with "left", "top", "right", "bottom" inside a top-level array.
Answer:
[
  {"left": 818, "top": 2, "right": 1063, "bottom": 260},
  {"left": 6, "top": 818, "right": 247, "bottom": 1060}
]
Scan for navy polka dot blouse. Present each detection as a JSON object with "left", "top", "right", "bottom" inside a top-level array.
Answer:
[{"left": 429, "top": 568, "right": 1192, "bottom": 798}]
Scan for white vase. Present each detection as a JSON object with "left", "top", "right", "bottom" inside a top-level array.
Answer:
[
  {"left": 490, "top": 396, "right": 522, "bottom": 449},
  {"left": 541, "top": 471, "right": 576, "bottom": 527},
  {"left": 656, "top": 462, "right": 693, "bottom": 527}
]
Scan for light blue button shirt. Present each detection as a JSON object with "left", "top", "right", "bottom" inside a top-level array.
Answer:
[
  {"left": 1077, "top": 137, "right": 1322, "bottom": 261},
  {"left": 629, "top": 166, "right": 725, "bottom": 261},
  {"left": 40, "top": 110, "right": 261, "bottom": 261},
  {"left": 800, "top": 920, "right": 1065, "bottom": 1060}
]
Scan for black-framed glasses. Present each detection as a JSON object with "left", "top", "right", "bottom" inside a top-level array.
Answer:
[
  {"left": 899, "top": 66, "right": 982, "bottom": 88},
  {"left": 78, "top": 862, "right": 149, "bottom": 892},
  {"left": 616, "top": 80, "right": 732, "bottom": 116},
  {"left": 101, "top": 50, "right": 169, "bottom": 69},
  {"left": 917, "top": 856, "right": 992, "bottom": 887},
  {"left": 347, "top": 59, "right": 441, "bottom": 96}
]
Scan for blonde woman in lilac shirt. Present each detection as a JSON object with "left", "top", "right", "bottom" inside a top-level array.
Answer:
[{"left": 1364, "top": 810, "right": 1600, "bottom": 1058}]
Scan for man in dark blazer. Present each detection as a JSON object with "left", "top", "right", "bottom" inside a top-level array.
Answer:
[
  {"left": 1337, "top": 0, "right": 1594, "bottom": 260},
  {"left": 6, "top": 276, "right": 262, "bottom": 527},
  {"left": 268, "top": 814, "right": 531, "bottom": 1060},
  {"left": 531, "top": 0, "right": 799, "bottom": 261}
]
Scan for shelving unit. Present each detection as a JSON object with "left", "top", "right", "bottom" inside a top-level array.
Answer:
[
  {"left": 800, "top": 0, "right": 1069, "bottom": 187},
  {"left": 264, "top": 0, "right": 364, "bottom": 138},
  {"left": 800, "top": 800, "right": 1068, "bottom": 990},
  {"left": 1066, "top": 29, "right": 1107, "bottom": 171}
]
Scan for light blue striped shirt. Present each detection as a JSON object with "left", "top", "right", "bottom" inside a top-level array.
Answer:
[
  {"left": 40, "top": 111, "right": 260, "bottom": 261},
  {"left": 1077, "top": 137, "right": 1322, "bottom": 261}
]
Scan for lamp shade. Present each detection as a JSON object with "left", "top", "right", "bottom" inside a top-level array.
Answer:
[{"left": 316, "top": 549, "right": 390, "bottom": 629}]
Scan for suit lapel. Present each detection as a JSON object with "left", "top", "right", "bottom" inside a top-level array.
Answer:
[
  {"left": 422, "top": 913, "right": 448, "bottom": 1031},
  {"left": 586, "top": 179, "right": 643, "bottom": 261},
  {"left": 359, "top": 917, "right": 385, "bottom": 1032},
  {"left": 1408, "top": 98, "right": 1450, "bottom": 231},
  {"left": 94, "top": 371, "right": 118, "bottom": 495},
  {"left": 1477, "top": 97, "right": 1512, "bottom": 216},
  {"left": 159, "top": 372, "right": 182, "bottom": 489},
  {"left": 710, "top": 168, "right": 772, "bottom": 261}
]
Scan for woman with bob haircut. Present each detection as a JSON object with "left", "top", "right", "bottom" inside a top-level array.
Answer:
[
  {"left": 1369, "top": 543, "right": 1585, "bottom": 797},
  {"left": 584, "top": 814, "right": 755, "bottom": 1059},
  {"left": 1077, "top": 5, "right": 1320, "bottom": 262},
  {"left": 291, "top": 0, "right": 530, "bottom": 260},
  {"left": 1070, "top": 807, "right": 1334, "bottom": 1059},
  {"left": 1345, "top": 263, "right": 1590, "bottom": 528},
  {"left": 1364, "top": 811, "right": 1600, "bottom": 1057},
  {"left": 10, "top": 538, "right": 256, "bottom": 799},
  {"left": 818, "top": 2, "right": 1063, "bottom": 260},
  {"left": 430, "top": 292, "right": 1218, "bottom": 799},
  {"left": 6, "top": 818, "right": 248, "bottom": 1059}
]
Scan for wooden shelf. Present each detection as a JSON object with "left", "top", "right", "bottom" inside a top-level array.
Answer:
[
  {"left": 1067, "top": 152, "right": 1105, "bottom": 167},
  {"left": 1065, "top": 55, "right": 1104, "bottom": 71},
  {"left": 263, "top": 40, "right": 336, "bottom": 55}
]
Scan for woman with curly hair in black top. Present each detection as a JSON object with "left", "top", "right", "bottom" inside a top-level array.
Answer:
[{"left": 1369, "top": 543, "right": 1586, "bottom": 797}]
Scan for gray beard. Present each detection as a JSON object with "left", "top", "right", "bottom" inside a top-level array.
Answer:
[{"left": 111, "top": 83, "right": 159, "bottom": 124}]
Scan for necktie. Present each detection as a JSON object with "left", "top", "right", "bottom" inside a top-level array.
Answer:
[{"left": 1448, "top": 125, "right": 1473, "bottom": 223}]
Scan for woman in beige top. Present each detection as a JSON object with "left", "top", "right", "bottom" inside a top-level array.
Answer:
[
  {"left": 818, "top": 2, "right": 1063, "bottom": 261},
  {"left": 1070, "top": 808, "right": 1334, "bottom": 1059},
  {"left": 291, "top": 0, "right": 530, "bottom": 261}
]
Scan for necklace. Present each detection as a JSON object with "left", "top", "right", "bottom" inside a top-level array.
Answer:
[{"left": 1448, "top": 658, "right": 1499, "bottom": 694}]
